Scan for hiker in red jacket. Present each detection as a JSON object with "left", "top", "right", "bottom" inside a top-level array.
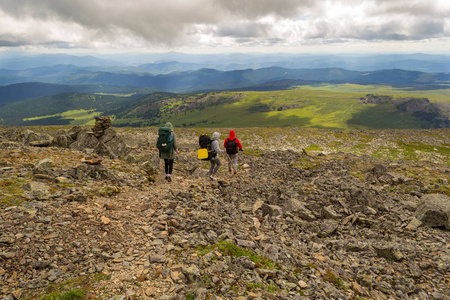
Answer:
[{"left": 224, "top": 129, "right": 243, "bottom": 175}]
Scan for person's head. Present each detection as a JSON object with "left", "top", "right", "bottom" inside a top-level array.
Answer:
[
  {"left": 229, "top": 130, "right": 235, "bottom": 139},
  {"left": 212, "top": 132, "right": 220, "bottom": 140},
  {"left": 165, "top": 122, "right": 173, "bottom": 131}
]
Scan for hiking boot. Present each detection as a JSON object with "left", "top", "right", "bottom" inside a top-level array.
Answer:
[
  {"left": 167, "top": 176, "right": 172, "bottom": 182},
  {"left": 209, "top": 174, "right": 216, "bottom": 181}
]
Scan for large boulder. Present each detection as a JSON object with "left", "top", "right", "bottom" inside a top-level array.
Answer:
[
  {"left": 364, "top": 164, "right": 410, "bottom": 185},
  {"left": 19, "top": 130, "right": 39, "bottom": 144},
  {"left": 103, "top": 135, "right": 130, "bottom": 158},
  {"left": 67, "top": 125, "right": 83, "bottom": 140},
  {"left": 415, "top": 194, "right": 450, "bottom": 229},
  {"left": 283, "top": 198, "right": 316, "bottom": 221},
  {"left": 98, "top": 127, "right": 116, "bottom": 144},
  {"left": 94, "top": 137, "right": 130, "bottom": 159},
  {"left": 69, "top": 130, "right": 100, "bottom": 151},
  {"left": 49, "top": 130, "right": 74, "bottom": 148},
  {"left": 69, "top": 163, "right": 116, "bottom": 181}
]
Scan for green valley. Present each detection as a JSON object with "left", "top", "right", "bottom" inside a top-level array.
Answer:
[{"left": 0, "top": 84, "right": 448, "bottom": 130}]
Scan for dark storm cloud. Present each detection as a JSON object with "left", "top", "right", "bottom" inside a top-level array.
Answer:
[{"left": 0, "top": 37, "right": 28, "bottom": 47}]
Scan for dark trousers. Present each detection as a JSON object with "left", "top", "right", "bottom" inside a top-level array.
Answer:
[{"left": 164, "top": 159, "right": 174, "bottom": 175}]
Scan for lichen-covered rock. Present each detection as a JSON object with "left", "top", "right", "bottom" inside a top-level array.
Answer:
[
  {"left": 415, "top": 193, "right": 450, "bottom": 229},
  {"left": 23, "top": 181, "right": 51, "bottom": 201}
]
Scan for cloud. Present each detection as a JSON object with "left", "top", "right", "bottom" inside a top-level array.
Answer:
[
  {"left": 216, "top": 22, "right": 272, "bottom": 38},
  {"left": 0, "top": 0, "right": 448, "bottom": 52}
]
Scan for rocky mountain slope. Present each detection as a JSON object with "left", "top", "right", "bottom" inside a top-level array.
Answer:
[{"left": 0, "top": 125, "right": 449, "bottom": 300}]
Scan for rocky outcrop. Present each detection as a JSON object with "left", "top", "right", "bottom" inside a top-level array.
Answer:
[
  {"left": 359, "top": 94, "right": 393, "bottom": 104},
  {"left": 12, "top": 117, "right": 132, "bottom": 158}
]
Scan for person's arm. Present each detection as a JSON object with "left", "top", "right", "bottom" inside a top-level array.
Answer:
[
  {"left": 173, "top": 133, "right": 180, "bottom": 153},
  {"left": 237, "top": 139, "right": 243, "bottom": 150},
  {"left": 212, "top": 140, "right": 224, "bottom": 154}
]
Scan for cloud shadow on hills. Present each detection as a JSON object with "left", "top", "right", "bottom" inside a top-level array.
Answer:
[
  {"left": 347, "top": 106, "right": 425, "bottom": 129},
  {"left": 22, "top": 117, "right": 73, "bottom": 126}
]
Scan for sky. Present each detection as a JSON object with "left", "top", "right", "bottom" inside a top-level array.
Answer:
[{"left": 0, "top": 0, "right": 449, "bottom": 54}]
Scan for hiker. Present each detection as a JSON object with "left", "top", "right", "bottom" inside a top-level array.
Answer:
[
  {"left": 209, "top": 132, "right": 224, "bottom": 180},
  {"left": 224, "top": 129, "right": 243, "bottom": 175},
  {"left": 156, "top": 122, "right": 179, "bottom": 182}
]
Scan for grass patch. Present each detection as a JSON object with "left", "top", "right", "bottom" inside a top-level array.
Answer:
[
  {"left": 323, "top": 269, "right": 347, "bottom": 290},
  {"left": 305, "top": 144, "right": 322, "bottom": 152},
  {"left": 25, "top": 273, "right": 110, "bottom": 300},
  {"left": 369, "top": 141, "right": 450, "bottom": 164},
  {"left": 93, "top": 273, "right": 111, "bottom": 281},
  {"left": 0, "top": 179, "right": 26, "bottom": 207},
  {"left": 292, "top": 157, "right": 323, "bottom": 170},
  {"left": 246, "top": 283, "right": 264, "bottom": 291},
  {"left": 39, "top": 289, "right": 85, "bottom": 300},
  {"left": 198, "top": 240, "right": 275, "bottom": 269},
  {"left": 396, "top": 141, "right": 450, "bottom": 164},
  {"left": 96, "top": 186, "right": 121, "bottom": 197},
  {"left": 185, "top": 293, "right": 195, "bottom": 300}
]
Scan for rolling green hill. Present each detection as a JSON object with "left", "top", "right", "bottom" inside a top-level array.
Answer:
[
  {"left": 0, "top": 82, "right": 159, "bottom": 105},
  {"left": 1, "top": 84, "right": 447, "bottom": 129},
  {"left": 0, "top": 93, "right": 135, "bottom": 126}
]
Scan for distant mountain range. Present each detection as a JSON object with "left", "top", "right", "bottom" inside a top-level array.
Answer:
[
  {"left": 1, "top": 52, "right": 449, "bottom": 72},
  {"left": 0, "top": 52, "right": 448, "bottom": 97},
  {"left": 1, "top": 67, "right": 449, "bottom": 99}
]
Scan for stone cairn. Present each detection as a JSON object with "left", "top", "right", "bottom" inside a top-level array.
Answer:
[{"left": 92, "top": 116, "right": 112, "bottom": 138}]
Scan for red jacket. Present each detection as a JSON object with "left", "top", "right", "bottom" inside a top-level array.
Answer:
[{"left": 224, "top": 130, "right": 243, "bottom": 151}]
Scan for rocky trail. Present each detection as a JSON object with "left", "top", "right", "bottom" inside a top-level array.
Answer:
[{"left": 0, "top": 125, "right": 449, "bottom": 300}]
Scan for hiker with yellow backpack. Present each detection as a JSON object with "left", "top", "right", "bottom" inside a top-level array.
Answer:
[
  {"left": 208, "top": 132, "right": 225, "bottom": 180},
  {"left": 197, "top": 132, "right": 224, "bottom": 180}
]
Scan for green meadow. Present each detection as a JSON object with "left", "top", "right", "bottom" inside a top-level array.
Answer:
[
  {"left": 3, "top": 83, "right": 448, "bottom": 129},
  {"left": 138, "top": 84, "right": 447, "bottom": 129},
  {"left": 23, "top": 109, "right": 99, "bottom": 126}
]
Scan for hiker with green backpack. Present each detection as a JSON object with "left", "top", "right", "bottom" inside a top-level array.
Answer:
[{"left": 156, "top": 122, "right": 179, "bottom": 182}]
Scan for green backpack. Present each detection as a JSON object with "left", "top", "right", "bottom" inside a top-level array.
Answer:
[{"left": 156, "top": 127, "right": 173, "bottom": 153}]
